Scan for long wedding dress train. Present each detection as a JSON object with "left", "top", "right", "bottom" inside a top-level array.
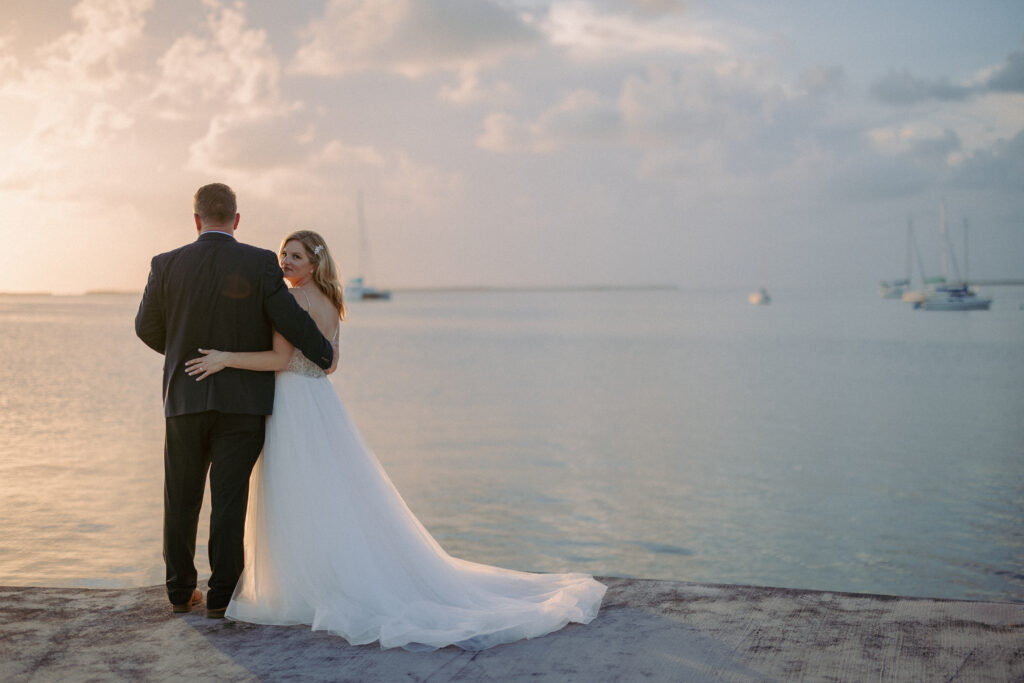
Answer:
[{"left": 226, "top": 350, "right": 606, "bottom": 651}]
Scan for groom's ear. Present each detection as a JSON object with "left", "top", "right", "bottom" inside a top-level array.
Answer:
[
  {"left": 233, "top": 213, "right": 240, "bottom": 231},
  {"left": 194, "top": 214, "right": 202, "bottom": 233}
]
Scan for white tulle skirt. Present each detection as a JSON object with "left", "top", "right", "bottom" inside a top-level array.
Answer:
[{"left": 226, "top": 370, "right": 606, "bottom": 651}]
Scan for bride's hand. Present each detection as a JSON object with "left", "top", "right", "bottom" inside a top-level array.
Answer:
[{"left": 185, "top": 348, "right": 231, "bottom": 381}]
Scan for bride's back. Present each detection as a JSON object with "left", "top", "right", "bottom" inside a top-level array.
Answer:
[{"left": 291, "top": 286, "right": 340, "bottom": 340}]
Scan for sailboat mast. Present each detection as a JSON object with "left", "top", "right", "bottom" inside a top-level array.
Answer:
[
  {"left": 912, "top": 220, "right": 928, "bottom": 283},
  {"left": 905, "top": 217, "right": 913, "bottom": 283},
  {"left": 940, "top": 201, "right": 949, "bottom": 279},
  {"left": 357, "top": 192, "right": 366, "bottom": 270},
  {"left": 356, "top": 190, "right": 371, "bottom": 285},
  {"left": 963, "top": 218, "right": 969, "bottom": 285}
]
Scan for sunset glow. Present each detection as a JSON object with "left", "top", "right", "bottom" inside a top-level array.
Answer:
[{"left": 1, "top": 0, "right": 1022, "bottom": 294}]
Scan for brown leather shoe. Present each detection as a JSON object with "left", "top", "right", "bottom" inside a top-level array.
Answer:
[
  {"left": 206, "top": 605, "right": 228, "bottom": 619},
  {"left": 172, "top": 589, "right": 202, "bottom": 614}
]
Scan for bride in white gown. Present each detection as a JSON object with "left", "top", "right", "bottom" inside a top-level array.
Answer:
[{"left": 185, "top": 230, "right": 606, "bottom": 651}]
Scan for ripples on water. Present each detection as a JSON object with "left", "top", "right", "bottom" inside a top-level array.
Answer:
[{"left": 0, "top": 289, "right": 1021, "bottom": 602}]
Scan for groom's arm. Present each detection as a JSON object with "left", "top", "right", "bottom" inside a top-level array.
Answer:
[
  {"left": 261, "top": 255, "right": 333, "bottom": 370},
  {"left": 135, "top": 256, "right": 167, "bottom": 354}
]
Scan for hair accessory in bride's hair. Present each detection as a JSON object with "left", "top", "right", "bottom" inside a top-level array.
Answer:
[{"left": 313, "top": 245, "right": 323, "bottom": 257}]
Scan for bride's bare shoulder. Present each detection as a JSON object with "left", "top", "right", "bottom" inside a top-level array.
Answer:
[{"left": 286, "top": 287, "right": 308, "bottom": 309}]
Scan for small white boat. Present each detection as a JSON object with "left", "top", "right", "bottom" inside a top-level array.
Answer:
[
  {"left": 880, "top": 278, "right": 910, "bottom": 299},
  {"left": 346, "top": 276, "right": 391, "bottom": 301},
  {"left": 914, "top": 284, "right": 991, "bottom": 311},
  {"left": 748, "top": 287, "right": 771, "bottom": 305}
]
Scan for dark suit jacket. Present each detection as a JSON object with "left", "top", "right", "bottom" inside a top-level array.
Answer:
[{"left": 135, "top": 231, "right": 333, "bottom": 417}]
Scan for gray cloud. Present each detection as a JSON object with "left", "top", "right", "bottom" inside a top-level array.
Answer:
[
  {"left": 986, "top": 50, "right": 1024, "bottom": 92},
  {"left": 952, "top": 128, "right": 1024, "bottom": 191},
  {"left": 908, "top": 129, "right": 961, "bottom": 161},
  {"left": 869, "top": 70, "right": 973, "bottom": 105},
  {"left": 870, "top": 49, "right": 1024, "bottom": 105}
]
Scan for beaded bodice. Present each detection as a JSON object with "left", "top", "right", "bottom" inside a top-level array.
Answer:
[
  {"left": 284, "top": 324, "right": 339, "bottom": 378},
  {"left": 285, "top": 349, "right": 327, "bottom": 378}
]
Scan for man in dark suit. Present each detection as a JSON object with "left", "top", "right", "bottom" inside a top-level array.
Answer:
[{"left": 136, "top": 183, "right": 333, "bottom": 617}]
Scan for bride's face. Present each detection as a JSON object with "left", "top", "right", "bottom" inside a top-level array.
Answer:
[{"left": 280, "top": 240, "right": 315, "bottom": 284}]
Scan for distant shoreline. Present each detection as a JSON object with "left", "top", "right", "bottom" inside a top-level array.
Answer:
[
  {"left": 5, "top": 281, "right": 1022, "bottom": 298},
  {"left": 1, "top": 284, "right": 681, "bottom": 297},
  {"left": 389, "top": 284, "right": 680, "bottom": 293}
]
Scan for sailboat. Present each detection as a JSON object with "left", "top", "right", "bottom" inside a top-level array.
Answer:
[
  {"left": 910, "top": 205, "right": 991, "bottom": 311},
  {"left": 346, "top": 192, "right": 391, "bottom": 301},
  {"left": 900, "top": 217, "right": 943, "bottom": 303}
]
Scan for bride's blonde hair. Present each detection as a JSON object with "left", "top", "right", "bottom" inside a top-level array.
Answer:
[{"left": 280, "top": 230, "right": 347, "bottom": 321}]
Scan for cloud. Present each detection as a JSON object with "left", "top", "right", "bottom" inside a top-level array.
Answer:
[
  {"left": 797, "top": 65, "right": 846, "bottom": 96},
  {"left": 476, "top": 112, "right": 533, "bottom": 153},
  {"left": 907, "top": 128, "right": 961, "bottom": 161},
  {"left": 541, "top": 0, "right": 727, "bottom": 60},
  {"left": 149, "top": 0, "right": 295, "bottom": 120},
  {"left": 185, "top": 113, "right": 313, "bottom": 172},
  {"left": 0, "top": 35, "right": 17, "bottom": 77},
  {"left": 986, "top": 50, "right": 1024, "bottom": 93},
  {"left": 534, "top": 89, "right": 621, "bottom": 148},
  {"left": 290, "top": 0, "right": 540, "bottom": 77},
  {"left": 437, "top": 67, "right": 517, "bottom": 106},
  {"left": 618, "top": 59, "right": 786, "bottom": 153},
  {"left": 35, "top": 0, "right": 152, "bottom": 88},
  {"left": 870, "top": 49, "right": 1024, "bottom": 105},
  {"left": 0, "top": 0, "right": 151, "bottom": 189},
  {"left": 951, "top": 127, "right": 1024, "bottom": 191},
  {"left": 869, "top": 70, "right": 974, "bottom": 106}
]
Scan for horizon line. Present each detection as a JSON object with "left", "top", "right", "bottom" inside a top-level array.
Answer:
[{"left": 0, "top": 284, "right": 683, "bottom": 297}]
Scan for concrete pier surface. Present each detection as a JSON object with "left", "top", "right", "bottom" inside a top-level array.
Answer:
[{"left": 1, "top": 578, "right": 1021, "bottom": 682}]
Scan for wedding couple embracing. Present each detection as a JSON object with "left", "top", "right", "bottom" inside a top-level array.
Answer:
[{"left": 135, "top": 183, "right": 605, "bottom": 651}]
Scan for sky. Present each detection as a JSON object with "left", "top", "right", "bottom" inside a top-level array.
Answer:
[{"left": 1, "top": 0, "right": 1022, "bottom": 294}]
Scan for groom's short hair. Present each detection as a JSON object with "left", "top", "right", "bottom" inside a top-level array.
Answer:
[{"left": 194, "top": 183, "right": 237, "bottom": 226}]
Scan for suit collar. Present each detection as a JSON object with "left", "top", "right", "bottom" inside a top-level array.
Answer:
[{"left": 197, "top": 231, "right": 236, "bottom": 242}]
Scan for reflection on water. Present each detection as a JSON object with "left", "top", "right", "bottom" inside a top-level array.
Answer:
[{"left": 0, "top": 289, "right": 1022, "bottom": 602}]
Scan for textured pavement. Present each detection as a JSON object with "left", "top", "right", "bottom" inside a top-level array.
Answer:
[{"left": 1, "top": 578, "right": 1022, "bottom": 681}]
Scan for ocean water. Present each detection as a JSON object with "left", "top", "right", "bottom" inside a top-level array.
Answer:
[{"left": 0, "top": 287, "right": 1021, "bottom": 603}]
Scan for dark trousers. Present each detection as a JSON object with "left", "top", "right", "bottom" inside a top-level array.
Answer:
[{"left": 164, "top": 411, "right": 265, "bottom": 609}]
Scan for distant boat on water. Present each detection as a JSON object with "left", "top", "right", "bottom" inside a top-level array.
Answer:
[
  {"left": 913, "top": 283, "right": 991, "bottom": 310},
  {"left": 903, "top": 205, "right": 991, "bottom": 311},
  {"left": 346, "top": 192, "right": 391, "bottom": 302},
  {"left": 748, "top": 287, "right": 771, "bottom": 305},
  {"left": 879, "top": 279, "right": 910, "bottom": 299},
  {"left": 346, "top": 276, "right": 391, "bottom": 301}
]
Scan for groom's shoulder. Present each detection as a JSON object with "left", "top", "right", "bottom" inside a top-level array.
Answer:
[
  {"left": 234, "top": 240, "right": 276, "bottom": 258},
  {"left": 232, "top": 241, "right": 279, "bottom": 268},
  {"left": 150, "top": 242, "right": 191, "bottom": 265},
  {"left": 156, "top": 238, "right": 274, "bottom": 262}
]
